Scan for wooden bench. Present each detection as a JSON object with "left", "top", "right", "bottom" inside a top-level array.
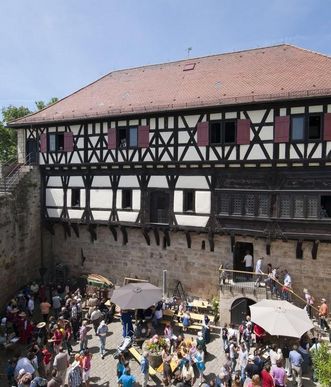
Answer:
[
  {"left": 128, "top": 347, "right": 157, "bottom": 376},
  {"left": 176, "top": 322, "right": 202, "bottom": 331}
]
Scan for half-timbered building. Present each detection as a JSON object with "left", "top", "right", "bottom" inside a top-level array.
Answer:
[{"left": 9, "top": 44, "right": 331, "bottom": 302}]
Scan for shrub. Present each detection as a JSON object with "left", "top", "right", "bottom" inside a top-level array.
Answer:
[{"left": 312, "top": 342, "right": 331, "bottom": 386}]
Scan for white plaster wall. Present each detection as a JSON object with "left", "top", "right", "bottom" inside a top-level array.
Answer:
[
  {"left": 279, "top": 144, "right": 286, "bottom": 159},
  {"left": 132, "top": 190, "right": 141, "bottom": 210},
  {"left": 70, "top": 153, "right": 81, "bottom": 164},
  {"left": 279, "top": 108, "right": 287, "bottom": 116},
  {"left": 168, "top": 117, "right": 174, "bottom": 128},
  {"left": 92, "top": 211, "right": 110, "bottom": 221},
  {"left": 176, "top": 176, "right": 209, "bottom": 189},
  {"left": 88, "top": 124, "right": 93, "bottom": 135},
  {"left": 160, "top": 132, "right": 172, "bottom": 143},
  {"left": 328, "top": 105, "right": 331, "bottom": 113},
  {"left": 258, "top": 126, "right": 273, "bottom": 141},
  {"left": 70, "top": 125, "right": 81, "bottom": 135},
  {"left": 290, "top": 145, "right": 304, "bottom": 159},
  {"left": 129, "top": 119, "right": 139, "bottom": 125},
  {"left": 47, "top": 208, "right": 61, "bottom": 218},
  {"left": 175, "top": 215, "right": 209, "bottom": 227},
  {"left": 182, "top": 147, "right": 201, "bottom": 161},
  {"left": 150, "top": 118, "right": 156, "bottom": 130},
  {"left": 210, "top": 113, "right": 222, "bottom": 120},
  {"left": 195, "top": 191, "right": 211, "bottom": 213},
  {"left": 307, "top": 143, "right": 322, "bottom": 158},
  {"left": 184, "top": 115, "right": 199, "bottom": 128},
  {"left": 46, "top": 188, "right": 63, "bottom": 206},
  {"left": 17, "top": 129, "right": 26, "bottom": 164},
  {"left": 240, "top": 145, "right": 249, "bottom": 159},
  {"left": 158, "top": 117, "right": 164, "bottom": 129},
  {"left": 246, "top": 110, "right": 266, "bottom": 123},
  {"left": 308, "top": 105, "right": 323, "bottom": 113},
  {"left": 291, "top": 107, "right": 305, "bottom": 114},
  {"left": 68, "top": 209, "right": 84, "bottom": 219},
  {"left": 247, "top": 144, "right": 266, "bottom": 160},
  {"left": 90, "top": 189, "right": 112, "bottom": 208},
  {"left": 116, "top": 191, "right": 122, "bottom": 209},
  {"left": 118, "top": 176, "right": 139, "bottom": 188},
  {"left": 178, "top": 116, "right": 185, "bottom": 128},
  {"left": 174, "top": 191, "right": 183, "bottom": 212},
  {"left": 225, "top": 112, "right": 237, "bottom": 119},
  {"left": 118, "top": 211, "right": 138, "bottom": 222},
  {"left": 178, "top": 131, "right": 190, "bottom": 143},
  {"left": 68, "top": 176, "right": 84, "bottom": 187},
  {"left": 92, "top": 176, "right": 111, "bottom": 187},
  {"left": 47, "top": 176, "right": 62, "bottom": 187},
  {"left": 148, "top": 176, "right": 168, "bottom": 188}
]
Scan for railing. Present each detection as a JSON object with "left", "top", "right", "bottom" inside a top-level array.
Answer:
[
  {"left": 0, "top": 153, "right": 35, "bottom": 194},
  {"left": 219, "top": 267, "right": 320, "bottom": 320}
]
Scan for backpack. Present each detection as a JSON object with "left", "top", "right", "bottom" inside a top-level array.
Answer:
[{"left": 224, "top": 344, "right": 230, "bottom": 353}]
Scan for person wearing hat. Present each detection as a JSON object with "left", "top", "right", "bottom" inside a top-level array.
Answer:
[
  {"left": 319, "top": 298, "right": 329, "bottom": 331},
  {"left": 17, "top": 369, "right": 33, "bottom": 386},
  {"left": 140, "top": 351, "right": 149, "bottom": 387},
  {"left": 67, "top": 358, "right": 82, "bottom": 387}
]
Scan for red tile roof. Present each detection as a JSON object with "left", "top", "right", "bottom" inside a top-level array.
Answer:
[{"left": 9, "top": 44, "right": 331, "bottom": 126}]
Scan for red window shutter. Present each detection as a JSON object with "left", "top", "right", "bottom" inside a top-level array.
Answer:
[
  {"left": 236, "top": 119, "right": 250, "bottom": 144},
  {"left": 138, "top": 125, "right": 150, "bottom": 148},
  {"left": 274, "top": 116, "right": 290, "bottom": 143},
  {"left": 63, "top": 132, "right": 74, "bottom": 152},
  {"left": 323, "top": 113, "right": 331, "bottom": 141},
  {"left": 108, "top": 127, "right": 117, "bottom": 149},
  {"left": 40, "top": 133, "right": 47, "bottom": 153},
  {"left": 197, "top": 121, "right": 209, "bottom": 146}
]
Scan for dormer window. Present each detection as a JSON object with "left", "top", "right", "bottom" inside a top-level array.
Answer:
[{"left": 291, "top": 114, "right": 322, "bottom": 141}]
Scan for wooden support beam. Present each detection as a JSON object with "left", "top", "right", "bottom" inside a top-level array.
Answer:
[
  {"left": 153, "top": 228, "right": 160, "bottom": 246},
  {"left": 311, "top": 240, "right": 319, "bottom": 260},
  {"left": 88, "top": 224, "right": 97, "bottom": 243},
  {"left": 109, "top": 225, "right": 118, "bottom": 241},
  {"left": 142, "top": 228, "right": 150, "bottom": 246},
  {"left": 44, "top": 221, "right": 55, "bottom": 235},
  {"left": 63, "top": 222, "right": 71, "bottom": 239},
  {"left": 296, "top": 240, "right": 303, "bottom": 259},
  {"left": 163, "top": 229, "right": 170, "bottom": 247},
  {"left": 121, "top": 226, "right": 128, "bottom": 245},
  {"left": 230, "top": 234, "right": 235, "bottom": 252},
  {"left": 81, "top": 248, "right": 86, "bottom": 266},
  {"left": 266, "top": 238, "right": 271, "bottom": 255},
  {"left": 185, "top": 231, "right": 191, "bottom": 248},
  {"left": 208, "top": 232, "right": 214, "bottom": 252},
  {"left": 71, "top": 223, "right": 80, "bottom": 238}
]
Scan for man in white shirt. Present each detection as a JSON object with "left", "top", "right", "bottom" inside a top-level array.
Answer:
[
  {"left": 282, "top": 270, "right": 292, "bottom": 302},
  {"left": 254, "top": 257, "right": 264, "bottom": 287},
  {"left": 242, "top": 251, "right": 253, "bottom": 280}
]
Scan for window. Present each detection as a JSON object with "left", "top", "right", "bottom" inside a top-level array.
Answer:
[
  {"left": 245, "top": 193, "right": 255, "bottom": 216},
  {"left": 308, "top": 115, "right": 321, "bottom": 140},
  {"left": 122, "top": 189, "right": 132, "bottom": 209},
  {"left": 258, "top": 194, "right": 270, "bottom": 217},
  {"left": 210, "top": 120, "right": 236, "bottom": 145},
  {"left": 279, "top": 195, "right": 291, "bottom": 218},
  {"left": 48, "top": 133, "right": 64, "bottom": 152},
  {"left": 118, "top": 127, "right": 138, "bottom": 149},
  {"left": 291, "top": 114, "right": 322, "bottom": 141},
  {"left": 307, "top": 196, "right": 318, "bottom": 218},
  {"left": 71, "top": 189, "right": 80, "bottom": 207},
  {"left": 218, "top": 193, "right": 230, "bottom": 214},
  {"left": 321, "top": 196, "right": 331, "bottom": 218},
  {"left": 294, "top": 196, "right": 304, "bottom": 218},
  {"left": 183, "top": 191, "right": 195, "bottom": 212},
  {"left": 232, "top": 194, "right": 243, "bottom": 215}
]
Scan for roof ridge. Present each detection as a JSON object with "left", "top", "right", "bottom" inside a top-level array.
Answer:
[{"left": 285, "top": 44, "right": 331, "bottom": 60}]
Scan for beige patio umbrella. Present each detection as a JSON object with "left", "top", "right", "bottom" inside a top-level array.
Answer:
[
  {"left": 249, "top": 299, "right": 314, "bottom": 338},
  {"left": 111, "top": 282, "right": 162, "bottom": 309}
]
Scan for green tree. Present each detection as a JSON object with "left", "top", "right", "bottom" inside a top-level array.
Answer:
[
  {"left": 35, "top": 97, "right": 58, "bottom": 111},
  {"left": 0, "top": 105, "right": 32, "bottom": 162},
  {"left": 312, "top": 342, "right": 331, "bottom": 386}
]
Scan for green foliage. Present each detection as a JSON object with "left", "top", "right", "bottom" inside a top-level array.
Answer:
[
  {"left": 312, "top": 342, "right": 331, "bottom": 386},
  {"left": 0, "top": 98, "right": 58, "bottom": 163}
]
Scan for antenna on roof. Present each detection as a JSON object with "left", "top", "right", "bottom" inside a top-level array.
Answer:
[{"left": 187, "top": 47, "right": 192, "bottom": 58}]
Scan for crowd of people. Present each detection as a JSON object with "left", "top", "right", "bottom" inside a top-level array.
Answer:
[{"left": 0, "top": 278, "right": 329, "bottom": 387}]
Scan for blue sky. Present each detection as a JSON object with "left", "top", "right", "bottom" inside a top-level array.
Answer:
[{"left": 1, "top": 0, "right": 330, "bottom": 113}]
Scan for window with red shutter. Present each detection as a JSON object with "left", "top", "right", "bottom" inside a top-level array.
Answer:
[
  {"left": 324, "top": 113, "right": 331, "bottom": 141},
  {"left": 63, "top": 132, "right": 74, "bottom": 152},
  {"left": 108, "top": 127, "right": 117, "bottom": 149},
  {"left": 138, "top": 125, "right": 150, "bottom": 148},
  {"left": 236, "top": 119, "right": 250, "bottom": 145},
  {"left": 40, "top": 133, "right": 47, "bottom": 153},
  {"left": 274, "top": 116, "right": 290, "bottom": 143},
  {"left": 197, "top": 121, "right": 209, "bottom": 146}
]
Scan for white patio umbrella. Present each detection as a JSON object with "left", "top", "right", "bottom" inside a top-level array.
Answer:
[
  {"left": 111, "top": 282, "right": 162, "bottom": 309},
  {"left": 249, "top": 299, "right": 314, "bottom": 338}
]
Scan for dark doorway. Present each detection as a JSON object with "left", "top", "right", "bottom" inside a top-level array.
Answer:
[
  {"left": 233, "top": 241, "right": 253, "bottom": 282},
  {"left": 150, "top": 191, "right": 170, "bottom": 224},
  {"left": 26, "top": 139, "right": 38, "bottom": 164},
  {"left": 231, "top": 298, "right": 255, "bottom": 325}
]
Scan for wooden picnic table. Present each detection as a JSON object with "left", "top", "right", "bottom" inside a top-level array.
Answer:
[
  {"left": 190, "top": 299, "right": 212, "bottom": 310},
  {"left": 178, "top": 312, "right": 214, "bottom": 324},
  {"left": 163, "top": 309, "right": 175, "bottom": 318}
]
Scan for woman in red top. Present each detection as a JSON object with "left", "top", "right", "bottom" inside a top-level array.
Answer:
[
  {"left": 253, "top": 324, "right": 266, "bottom": 345},
  {"left": 42, "top": 346, "right": 52, "bottom": 377},
  {"left": 260, "top": 364, "right": 275, "bottom": 387},
  {"left": 82, "top": 349, "right": 92, "bottom": 387},
  {"left": 51, "top": 325, "right": 63, "bottom": 354}
]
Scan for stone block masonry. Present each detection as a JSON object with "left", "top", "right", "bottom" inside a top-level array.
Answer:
[
  {"left": 46, "top": 225, "right": 331, "bottom": 304},
  {"left": 0, "top": 168, "right": 41, "bottom": 308}
]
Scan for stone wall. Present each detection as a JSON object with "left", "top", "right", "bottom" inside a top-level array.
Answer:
[
  {"left": 46, "top": 226, "right": 331, "bottom": 304},
  {"left": 0, "top": 168, "right": 41, "bottom": 308}
]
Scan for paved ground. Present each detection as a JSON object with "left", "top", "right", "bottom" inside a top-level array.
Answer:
[{"left": 0, "top": 315, "right": 319, "bottom": 386}]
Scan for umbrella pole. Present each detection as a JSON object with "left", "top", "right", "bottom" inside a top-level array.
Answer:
[{"left": 162, "top": 270, "right": 167, "bottom": 298}]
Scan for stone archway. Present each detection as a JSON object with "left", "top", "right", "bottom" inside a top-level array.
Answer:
[{"left": 230, "top": 297, "right": 256, "bottom": 325}]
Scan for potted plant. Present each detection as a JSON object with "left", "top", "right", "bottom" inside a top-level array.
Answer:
[{"left": 142, "top": 334, "right": 166, "bottom": 368}]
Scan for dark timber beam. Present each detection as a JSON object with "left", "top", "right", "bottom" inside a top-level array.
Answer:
[
  {"left": 266, "top": 238, "right": 271, "bottom": 255},
  {"left": 142, "top": 228, "right": 150, "bottom": 246},
  {"left": 44, "top": 221, "right": 55, "bottom": 236},
  {"left": 296, "top": 240, "right": 303, "bottom": 259},
  {"left": 185, "top": 231, "right": 191, "bottom": 248},
  {"left": 121, "top": 226, "right": 128, "bottom": 245},
  {"left": 153, "top": 228, "right": 160, "bottom": 246},
  {"left": 88, "top": 224, "right": 97, "bottom": 243},
  {"left": 109, "top": 225, "right": 118, "bottom": 241},
  {"left": 311, "top": 240, "right": 319, "bottom": 260},
  {"left": 63, "top": 222, "right": 71, "bottom": 239},
  {"left": 230, "top": 234, "right": 235, "bottom": 252},
  {"left": 163, "top": 229, "right": 170, "bottom": 247},
  {"left": 208, "top": 232, "right": 214, "bottom": 252},
  {"left": 71, "top": 223, "right": 80, "bottom": 238}
]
